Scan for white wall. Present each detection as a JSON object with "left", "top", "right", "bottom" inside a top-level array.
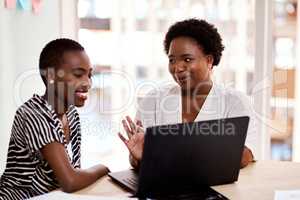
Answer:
[{"left": 0, "top": 0, "right": 77, "bottom": 173}]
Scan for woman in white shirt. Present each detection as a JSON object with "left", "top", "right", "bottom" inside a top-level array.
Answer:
[{"left": 119, "top": 18, "right": 257, "bottom": 168}]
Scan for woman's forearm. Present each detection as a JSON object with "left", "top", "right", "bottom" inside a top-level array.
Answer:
[{"left": 62, "top": 164, "right": 109, "bottom": 193}]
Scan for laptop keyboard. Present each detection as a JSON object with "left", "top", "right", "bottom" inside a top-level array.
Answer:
[
  {"left": 116, "top": 172, "right": 228, "bottom": 199},
  {"left": 122, "top": 176, "right": 138, "bottom": 189}
]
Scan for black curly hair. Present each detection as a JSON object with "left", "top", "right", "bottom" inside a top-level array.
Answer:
[
  {"left": 39, "top": 38, "right": 85, "bottom": 85},
  {"left": 164, "top": 18, "right": 225, "bottom": 66}
]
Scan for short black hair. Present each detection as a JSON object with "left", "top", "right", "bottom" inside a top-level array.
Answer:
[
  {"left": 39, "top": 38, "right": 85, "bottom": 84},
  {"left": 164, "top": 18, "right": 225, "bottom": 66}
]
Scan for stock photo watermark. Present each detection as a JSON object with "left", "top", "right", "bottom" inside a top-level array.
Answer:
[{"left": 12, "top": 67, "right": 292, "bottom": 137}]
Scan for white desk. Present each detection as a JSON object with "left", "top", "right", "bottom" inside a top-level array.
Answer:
[{"left": 73, "top": 161, "right": 300, "bottom": 200}]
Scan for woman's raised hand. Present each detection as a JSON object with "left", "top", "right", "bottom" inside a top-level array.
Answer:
[{"left": 118, "top": 116, "right": 145, "bottom": 161}]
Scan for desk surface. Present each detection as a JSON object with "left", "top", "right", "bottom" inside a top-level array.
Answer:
[{"left": 75, "top": 161, "right": 300, "bottom": 200}]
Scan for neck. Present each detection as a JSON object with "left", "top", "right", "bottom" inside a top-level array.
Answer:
[
  {"left": 43, "top": 90, "right": 67, "bottom": 117},
  {"left": 181, "top": 79, "right": 213, "bottom": 98}
]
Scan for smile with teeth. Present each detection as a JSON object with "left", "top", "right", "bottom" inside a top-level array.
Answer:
[{"left": 75, "top": 91, "right": 88, "bottom": 99}]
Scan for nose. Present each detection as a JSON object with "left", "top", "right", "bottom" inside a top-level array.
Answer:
[
  {"left": 81, "top": 77, "right": 92, "bottom": 90},
  {"left": 174, "top": 60, "right": 186, "bottom": 73}
]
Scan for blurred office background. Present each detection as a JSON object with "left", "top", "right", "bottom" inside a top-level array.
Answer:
[{"left": 0, "top": 0, "right": 299, "bottom": 172}]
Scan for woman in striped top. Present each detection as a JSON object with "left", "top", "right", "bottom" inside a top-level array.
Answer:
[{"left": 0, "top": 39, "right": 109, "bottom": 200}]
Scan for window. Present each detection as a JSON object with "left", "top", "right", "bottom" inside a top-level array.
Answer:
[
  {"left": 77, "top": 0, "right": 300, "bottom": 168},
  {"left": 270, "top": 0, "right": 297, "bottom": 161}
]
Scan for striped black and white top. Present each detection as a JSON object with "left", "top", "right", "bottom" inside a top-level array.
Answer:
[{"left": 0, "top": 94, "right": 81, "bottom": 200}]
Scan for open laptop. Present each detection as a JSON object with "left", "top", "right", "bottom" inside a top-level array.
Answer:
[{"left": 109, "top": 116, "right": 249, "bottom": 199}]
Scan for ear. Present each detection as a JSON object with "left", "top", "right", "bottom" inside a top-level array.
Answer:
[{"left": 206, "top": 55, "right": 214, "bottom": 70}]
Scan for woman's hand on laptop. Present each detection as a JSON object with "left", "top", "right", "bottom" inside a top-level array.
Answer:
[{"left": 118, "top": 116, "right": 145, "bottom": 162}]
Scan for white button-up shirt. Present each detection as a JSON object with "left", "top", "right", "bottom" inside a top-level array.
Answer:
[{"left": 135, "top": 83, "right": 258, "bottom": 159}]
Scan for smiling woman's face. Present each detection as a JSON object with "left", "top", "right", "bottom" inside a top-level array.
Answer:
[
  {"left": 50, "top": 50, "right": 92, "bottom": 107},
  {"left": 168, "top": 37, "right": 214, "bottom": 92}
]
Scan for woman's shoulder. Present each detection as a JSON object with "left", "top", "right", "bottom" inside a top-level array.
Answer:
[
  {"left": 214, "top": 84, "right": 252, "bottom": 109},
  {"left": 16, "top": 94, "right": 53, "bottom": 123},
  {"left": 215, "top": 84, "right": 249, "bottom": 99},
  {"left": 9, "top": 95, "right": 51, "bottom": 141}
]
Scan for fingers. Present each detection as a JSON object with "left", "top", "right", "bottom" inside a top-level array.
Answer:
[
  {"left": 126, "top": 116, "right": 136, "bottom": 133},
  {"left": 136, "top": 120, "right": 143, "bottom": 127},
  {"left": 136, "top": 120, "right": 144, "bottom": 134},
  {"left": 119, "top": 132, "right": 136, "bottom": 156},
  {"left": 121, "top": 116, "right": 143, "bottom": 139},
  {"left": 118, "top": 132, "right": 129, "bottom": 146},
  {"left": 136, "top": 125, "right": 144, "bottom": 134},
  {"left": 122, "top": 119, "right": 133, "bottom": 139}
]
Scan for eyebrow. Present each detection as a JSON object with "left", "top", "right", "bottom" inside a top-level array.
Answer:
[
  {"left": 168, "top": 53, "right": 194, "bottom": 58},
  {"left": 72, "top": 67, "right": 93, "bottom": 73}
]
